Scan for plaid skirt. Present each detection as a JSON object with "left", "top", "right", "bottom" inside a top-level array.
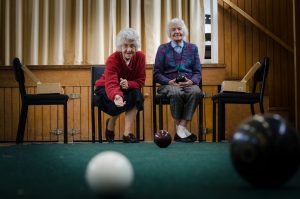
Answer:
[{"left": 94, "top": 87, "right": 144, "bottom": 116}]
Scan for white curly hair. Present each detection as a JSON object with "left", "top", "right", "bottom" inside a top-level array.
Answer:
[
  {"left": 167, "top": 18, "right": 188, "bottom": 41},
  {"left": 116, "top": 28, "right": 140, "bottom": 51}
]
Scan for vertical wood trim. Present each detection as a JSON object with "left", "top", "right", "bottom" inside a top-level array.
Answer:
[
  {"left": 73, "top": 87, "right": 81, "bottom": 140},
  {"left": 26, "top": 88, "right": 35, "bottom": 141},
  {"left": 224, "top": 0, "right": 232, "bottom": 76},
  {"left": 35, "top": 105, "right": 43, "bottom": 141},
  {"left": 218, "top": 0, "right": 225, "bottom": 64},
  {"left": 80, "top": 87, "right": 89, "bottom": 140},
  {"left": 237, "top": 0, "right": 246, "bottom": 77},
  {"left": 245, "top": 0, "right": 253, "bottom": 73},
  {"left": 65, "top": 87, "right": 74, "bottom": 142},
  {"left": 4, "top": 88, "right": 12, "bottom": 141},
  {"left": 143, "top": 87, "right": 153, "bottom": 140},
  {"left": 11, "top": 88, "right": 20, "bottom": 141},
  {"left": 42, "top": 105, "right": 51, "bottom": 141},
  {"left": 50, "top": 105, "right": 58, "bottom": 141},
  {"left": 231, "top": 0, "right": 239, "bottom": 76},
  {"left": 0, "top": 89, "right": 5, "bottom": 141},
  {"left": 294, "top": 0, "right": 300, "bottom": 129}
]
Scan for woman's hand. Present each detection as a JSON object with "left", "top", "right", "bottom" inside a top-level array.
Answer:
[
  {"left": 168, "top": 79, "right": 177, "bottom": 86},
  {"left": 120, "top": 78, "right": 129, "bottom": 90},
  {"left": 114, "top": 94, "right": 126, "bottom": 107},
  {"left": 168, "top": 78, "right": 193, "bottom": 87},
  {"left": 178, "top": 78, "right": 193, "bottom": 88}
]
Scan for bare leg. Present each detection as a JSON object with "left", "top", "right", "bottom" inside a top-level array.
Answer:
[
  {"left": 179, "top": 120, "right": 187, "bottom": 127},
  {"left": 124, "top": 107, "right": 138, "bottom": 136},
  {"left": 107, "top": 115, "right": 119, "bottom": 131}
]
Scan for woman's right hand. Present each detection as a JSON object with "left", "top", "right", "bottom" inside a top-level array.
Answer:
[
  {"left": 114, "top": 95, "right": 126, "bottom": 107},
  {"left": 168, "top": 79, "right": 177, "bottom": 86}
]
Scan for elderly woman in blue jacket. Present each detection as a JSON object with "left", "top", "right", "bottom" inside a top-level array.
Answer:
[{"left": 153, "top": 18, "right": 202, "bottom": 143}]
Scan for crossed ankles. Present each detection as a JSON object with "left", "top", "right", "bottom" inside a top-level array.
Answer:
[{"left": 174, "top": 125, "right": 197, "bottom": 143}]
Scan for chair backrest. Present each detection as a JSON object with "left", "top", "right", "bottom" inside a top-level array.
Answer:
[
  {"left": 12, "top": 57, "right": 26, "bottom": 98},
  {"left": 252, "top": 57, "right": 269, "bottom": 100},
  {"left": 91, "top": 65, "right": 105, "bottom": 105}
]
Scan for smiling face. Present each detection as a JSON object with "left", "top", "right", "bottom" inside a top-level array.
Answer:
[
  {"left": 121, "top": 40, "right": 136, "bottom": 61},
  {"left": 170, "top": 25, "right": 184, "bottom": 43}
]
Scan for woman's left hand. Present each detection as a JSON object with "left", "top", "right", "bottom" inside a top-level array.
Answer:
[{"left": 178, "top": 79, "right": 193, "bottom": 87}]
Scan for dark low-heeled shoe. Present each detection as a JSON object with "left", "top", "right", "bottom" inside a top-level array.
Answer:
[
  {"left": 187, "top": 133, "right": 197, "bottom": 142},
  {"left": 174, "top": 133, "right": 195, "bottom": 143},
  {"left": 105, "top": 119, "right": 115, "bottom": 143},
  {"left": 123, "top": 133, "right": 137, "bottom": 143}
]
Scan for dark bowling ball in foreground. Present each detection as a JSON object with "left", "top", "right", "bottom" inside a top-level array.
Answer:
[
  {"left": 154, "top": 130, "right": 172, "bottom": 148},
  {"left": 230, "top": 114, "right": 300, "bottom": 188}
]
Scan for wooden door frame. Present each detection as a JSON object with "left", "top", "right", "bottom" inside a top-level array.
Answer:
[{"left": 293, "top": 0, "right": 300, "bottom": 130}]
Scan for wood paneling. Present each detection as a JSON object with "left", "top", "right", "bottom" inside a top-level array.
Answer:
[
  {"left": 218, "top": 0, "right": 295, "bottom": 124},
  {"left": 0, "top": 65, "right": 224, "bottom": 142}
]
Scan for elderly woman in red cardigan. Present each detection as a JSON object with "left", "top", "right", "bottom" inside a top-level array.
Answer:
[{"left": 95, "top": 28, "right": 145, "bottom": 143}]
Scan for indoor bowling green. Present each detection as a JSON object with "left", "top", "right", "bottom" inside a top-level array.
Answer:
[{"left": 1, "top": 142, "right": 300, "bottom": 199}]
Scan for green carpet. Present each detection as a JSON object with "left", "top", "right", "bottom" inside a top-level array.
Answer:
[{"left": 0, "top": 142, "right": 300, "bottom": 199}]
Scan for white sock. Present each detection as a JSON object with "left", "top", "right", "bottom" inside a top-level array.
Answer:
[
  {"left": 177, "top": 125, "right": 188, "bottom": 138},
  {"left": 183, "top": 127, "right": 192, "bottom": 136}
]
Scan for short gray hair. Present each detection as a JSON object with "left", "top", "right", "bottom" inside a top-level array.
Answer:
[
  {"left": 167, "top": 18, "right": 188, "bottom": 40},
  {"left": 116, "top": 28, "right": 140, "bottom": 51}
]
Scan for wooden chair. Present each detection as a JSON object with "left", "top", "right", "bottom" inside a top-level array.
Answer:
[
  {"left": 12, "top": 57, "right": 69, "bottom": 144},
  {"left": 91, "top": 65, "right": 143, "bottom": 143},
  {"left": 212, "top": 57, "right": 270, "bottom": 142}
]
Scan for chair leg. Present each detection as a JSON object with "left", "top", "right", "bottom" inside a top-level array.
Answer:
[
  {"left": 212, "top": 101, "right": 216, "bottom": 142},
  {"left": 159, "top": 100, "right": 163, "bottom": 130},
  {"left": 91, "top": 106, "right": 96, "bottom": 143},
  {"left": 198, "top": 98, "right": 204, "bottom": 142},
  {"left": 220, "top": 103, "right": 225, "bottom": 141},
  {"left": 251, "top": 104, "right": 255, "bottom": 115},
  {"left": 63, "top": 102, "right": 68, "bottom": 144},
  {"left": 16, "top": 105, "right": 28, "bottom": 144},
  {"left": 136, "top": 111, "right": 140, "bottom": 142},
  {"left": 217, "top": 101, "right": 225, "bottom": 142},
  {"left": 98, "top": 108, "right": 102, "bottom": 143},
  {"left": 153, "top": 101, "right": 157, "bottom": 134},
  {"left": 259, "top": 102, "right": 264, "bottom": 113}
]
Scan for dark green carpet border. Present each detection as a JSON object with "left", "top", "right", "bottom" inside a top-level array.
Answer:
[{"left": 1, "top": 143, "right": 300, "bottom": 199}]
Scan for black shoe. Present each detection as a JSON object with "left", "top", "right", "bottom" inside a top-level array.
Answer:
[
  {"left": 187, "top": 133, "right": 197, "bottom": 142},
  {"left": 105, "top": 119, "right": 115, "bottom": 143},
  {"left": 123, "top": 133, "right": 137, "bottom": 143},
  {"left": 174, "top": 133, "right": 195, "bottom": 143}
]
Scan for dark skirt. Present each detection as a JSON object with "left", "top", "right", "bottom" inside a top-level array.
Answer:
[{"left": 94, "top": 87, "right": 144, "bottom": 116}]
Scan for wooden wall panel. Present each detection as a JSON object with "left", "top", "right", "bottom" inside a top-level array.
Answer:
[
  {"left": 0, "top": 66, "right": 223, "bottom": 142},
  {"left": 49, "top": 105, "right": 58, "bottom": 142},
  {"left": 26, "top": 88, "right": 35, "bottom": 141},
  {"left": 218, "top": 0, "right": 295, "bottom": 124},
  {"left": 11, "top": 88, "right": 20, "bottom": 141},
  {"left": 72, "top": 87, "right": 82, "bottom": 141},
  {"left": 4, "top": 88, "right": 12, "bottom": 141},
  {"left": 237, "top": 0, "right": 246, "bottom": 77}
]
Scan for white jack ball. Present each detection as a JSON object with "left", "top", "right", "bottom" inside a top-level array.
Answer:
[{"left": 85, "top": 151, "right": 134, "bottom": 196}]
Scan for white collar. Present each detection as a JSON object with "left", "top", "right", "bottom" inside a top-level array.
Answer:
[{"left": 171, "top": 41, "right": 184, "bottom": 48}]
